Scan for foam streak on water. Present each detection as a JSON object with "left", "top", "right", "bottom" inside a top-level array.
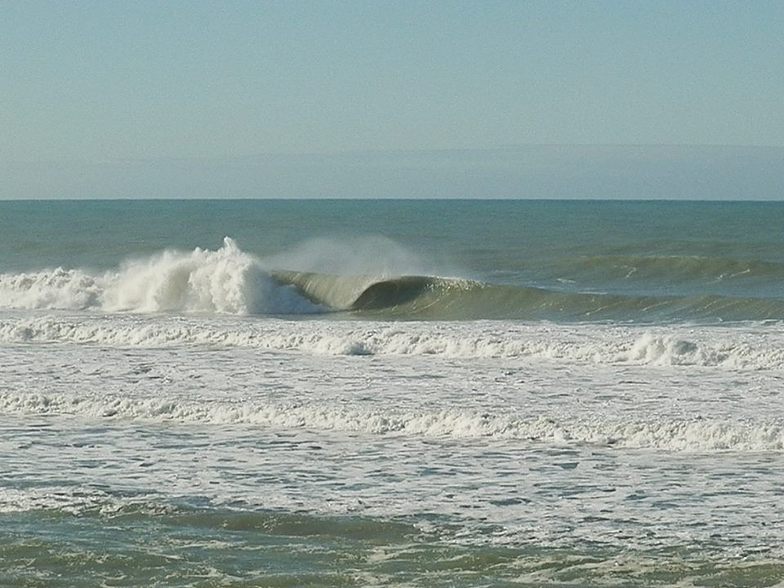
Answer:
[
  {"left": 2, "top": 311, "right": 784, "bottom": 583},
  {"left": 3, "top": 311, "right": 784, "bottom": 369},
  {"left": 2, "top": 201, "right": 784, "bottom": 585}
]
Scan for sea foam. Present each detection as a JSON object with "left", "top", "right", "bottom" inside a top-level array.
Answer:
[
  {"left": 0, "top": 238, "right": 318, "bottom": 315},
  {"left": 2, "top": 389, "right": 781, "bottom": 452},
  {"left": 4, "top": 237, "right": 784, "bottom": 322},
  {"left": 2, "top": 313, "right": 784, "bottom": 369}
]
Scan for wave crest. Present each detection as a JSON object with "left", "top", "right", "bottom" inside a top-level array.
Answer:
[
  {"left": 0, "top": 238, "right": 319, "bottom": 315},
  {"left": 4, "top": 238, "right": 784, "bottom": 322}
]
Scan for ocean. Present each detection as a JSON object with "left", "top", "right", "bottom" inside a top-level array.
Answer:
[{"left": 1, "top": 199, "right": 783, "bottom": 586}]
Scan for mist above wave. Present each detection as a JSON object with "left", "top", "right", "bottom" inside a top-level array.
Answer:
[
  {"left": 3, "top": 236, "right": 784, "bottom": 322},
  {"left": 0, "top": 237, "right": 430, "bottom": 316}
]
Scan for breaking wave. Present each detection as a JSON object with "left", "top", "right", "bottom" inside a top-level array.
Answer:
[
  {"left": 0, "top": 238, "right": 318, "bottom": 315},
  {"left": 3, "top": 237, "right": 784, "bottom": 322}
]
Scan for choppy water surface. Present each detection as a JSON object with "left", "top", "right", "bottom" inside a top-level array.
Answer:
[{"left": 1, "top": 200, "right": 784, "bottom": 586}]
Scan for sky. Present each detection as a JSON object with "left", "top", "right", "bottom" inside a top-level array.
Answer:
[{"left": 1, "top": 0, "right": 783, "bottom": 199}]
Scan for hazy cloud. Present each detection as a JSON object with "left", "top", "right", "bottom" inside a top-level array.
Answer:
[{"left": 1, "top": 145, "right": 782, "bottom": 200}]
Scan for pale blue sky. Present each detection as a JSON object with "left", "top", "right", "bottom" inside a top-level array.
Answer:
[{"left": 1, "top": 1, "right": 783, "bottom": 198}]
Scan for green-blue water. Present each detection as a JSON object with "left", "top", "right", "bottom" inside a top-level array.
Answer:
[
  {"left": 2, "top": 199, "right": 784, "bottom": 321},
  {"left": 1, "top": 199, "right": 784, "bottom": 586}
]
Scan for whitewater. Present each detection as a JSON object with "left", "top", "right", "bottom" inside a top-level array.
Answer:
[{"left": 2, "top": 199, "right": 784, "bottom": 586}]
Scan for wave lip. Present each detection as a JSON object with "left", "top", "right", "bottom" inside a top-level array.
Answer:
[
  {"left": 274, "top": 272, "right": 784, "bottom": 322},
  {"left": 4, "top": 237, "right": 784, "bottom": 322}
]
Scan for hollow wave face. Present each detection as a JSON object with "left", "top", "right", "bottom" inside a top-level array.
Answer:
[
  {"left": 0, "top": 236, "right": 455, "bottom": 318},
  {"left": 4, "top": 236, "right": 784, "bottom": 322}
]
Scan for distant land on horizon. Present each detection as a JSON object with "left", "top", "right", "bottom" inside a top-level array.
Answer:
[{"left": 1, "top": 144, "right": 782, "bottom": 201}]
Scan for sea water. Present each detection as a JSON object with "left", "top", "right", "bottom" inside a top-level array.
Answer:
[{"left": 1, "top": 199, "right": 783, "bottom": 586}]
